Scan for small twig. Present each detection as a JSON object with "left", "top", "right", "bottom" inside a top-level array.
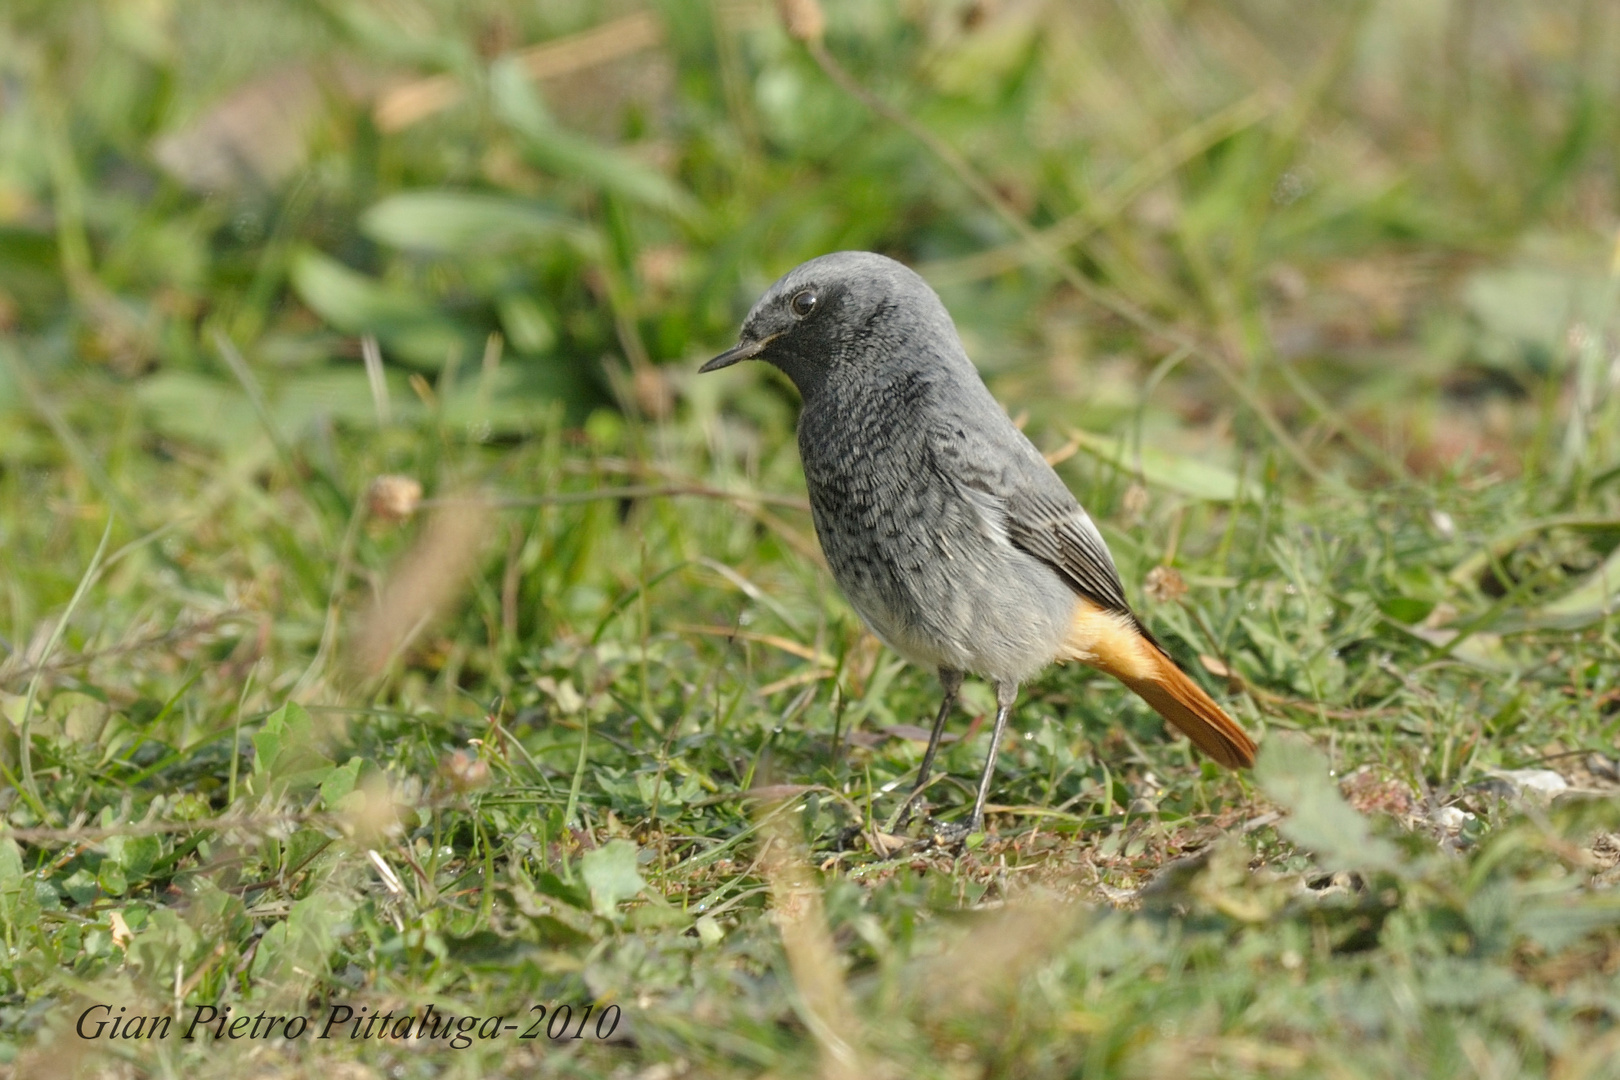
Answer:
[
  {"left": 0, "top": 611, "right": 248, "bottom": 685},
  {"left": 3, "top": 813, "right": 315, "bottom": 845},
  {"left": 420, "top": 483, "right": 810, "bottom": 513},
  {"left": 2, "top": 790, "right": 474, "bottom": 847},
  {"left": 757, "top": 668, "right": 834, "bottom": 697}
]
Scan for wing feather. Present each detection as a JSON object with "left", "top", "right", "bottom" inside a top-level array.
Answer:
[{"left": 926, "top": 411, "right": 1132, "bottom": 617}]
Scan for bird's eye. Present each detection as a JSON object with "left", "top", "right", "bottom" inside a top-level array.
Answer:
[{"left": 789, "top": 289, "right": 818, "bottom": 319}]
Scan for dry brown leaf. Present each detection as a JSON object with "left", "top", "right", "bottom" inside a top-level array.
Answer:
[{"left": 153, "top": 67, "right": 322, "bottom": 191}]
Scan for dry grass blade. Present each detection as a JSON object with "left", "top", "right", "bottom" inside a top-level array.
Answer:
[
  {"left": 361, "top": 333, "right": 390, "bottom": 425},
  {"left": 674, "top": 624, "right": 835, "bottom": 666},
  {"left": 349, "top": 493, "right": 494, "bottom": 677},
  {"left": 756, "top": 795, "right": 877, "bottom": 1080},
  {"left": 374, "top": 12, "right": 665, "bottom": 131}
]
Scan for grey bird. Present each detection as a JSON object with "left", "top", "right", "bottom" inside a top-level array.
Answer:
[{"left": 701, "top": 251, "right": 1256, "bottom": 832}]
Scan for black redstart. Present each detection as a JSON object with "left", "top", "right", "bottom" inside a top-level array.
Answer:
[{"left": 702, "top": 251, "right": 1256, "bottom": 832}]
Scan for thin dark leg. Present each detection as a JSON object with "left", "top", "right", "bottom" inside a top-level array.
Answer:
[
  {"left": 968, "top": 680, "right": 1019, "bottom": 833},
  {"left": 888, "top": 668, "right": 961, "bottom": 829}
]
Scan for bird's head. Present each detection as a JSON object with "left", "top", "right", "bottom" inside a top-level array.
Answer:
[{"left": 699, "top": 251, "right": 957, "bottom": 400}]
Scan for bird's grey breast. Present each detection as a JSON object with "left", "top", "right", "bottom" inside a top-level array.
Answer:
[{"left": 796, "top": 367, "right": 1074, "bottom": 682}]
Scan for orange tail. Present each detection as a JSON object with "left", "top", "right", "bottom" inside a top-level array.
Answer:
[
  {"left": 1119, "top": 653, "right": 1256, "bottom": 768},
  {"left": 1062, "top": 600, "right": 1257, "bottom": 769}
]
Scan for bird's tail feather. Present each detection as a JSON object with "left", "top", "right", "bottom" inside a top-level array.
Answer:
[
  {"left": 1119, "top": 652, "right": 1256, "bottom": 769},
  {"left": 1061, "top": 600, "right": 1257, "bottom": 769}
]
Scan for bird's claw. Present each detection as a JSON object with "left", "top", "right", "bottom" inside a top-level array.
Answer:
[{"left": 927, "top": 817, "right": 983, "bottom": 848}]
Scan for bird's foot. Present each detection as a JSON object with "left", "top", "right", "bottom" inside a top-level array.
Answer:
[{"left": 927, "top": 816, "right": 986, "bottom": 849}]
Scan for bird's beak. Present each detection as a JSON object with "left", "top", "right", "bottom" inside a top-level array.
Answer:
[{"left": 699, "top": 333, "right": 778, "bottom": 373}]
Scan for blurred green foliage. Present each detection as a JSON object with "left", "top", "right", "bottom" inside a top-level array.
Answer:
[
  {"left": 2, "top": 0, "right": 1620, "bottom": 1077},
  {"left": 0, "top": 0, "right": 1614, "bottom": 451}
]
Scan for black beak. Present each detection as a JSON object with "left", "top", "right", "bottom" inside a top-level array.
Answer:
[{"left": 699, "top": 334, "right": 777, "bottom": 373}]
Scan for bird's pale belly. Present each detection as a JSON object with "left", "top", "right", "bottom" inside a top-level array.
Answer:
[{"left": 810, "top": 505, "right": 1075, "bottom": 684}]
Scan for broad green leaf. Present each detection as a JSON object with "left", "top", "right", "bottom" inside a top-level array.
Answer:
[
  {"left": 580, "top": 839, "right": 646, "bottom": 917},
  {"left": 0, "top": 691, "right": 23, "bottom": 729},
  {"left": 289, "top": 250, "right": 467, "bottom": 369},
  {"left": 251, "top": 715, "right": 286, "bottom": 775},
  {"left": 1515, "top": 894, "right": 1620, "bottom": 953},
  {"left": 1523, "top": 546, "right": 1620, "bottom": 629},
  {"left": 141, "top": 369, "right": 415, "bottom": 449},
  {"left": 320, "top": 757, "right": 362, "bottom": 809},
  {"left": 1377, "top": 595, "right": 1435, "bottom": 625},
  {"left": 136, "top": 372, "right": 260, "bottom": 449},
  {"left": 252, "top": 702, "right": 336, "bottom": 795},
  {"left": 528, "top": 869, "right": 591, "bottom": 911},
  {"left": 97, "top": 860, "right": 128, "bottom": 896},
  {"left": 1417, "top": 959, "right": 1521, "bottom": 1007},
  {"left": 103, "top": 833, "right": 160, "bottom": 878},
  {"left": 0, "top": 838, "right": 22, "bottom": 888},
  {"left": 283, "top": 828, "right": 331, "bottom": 875},
  {"left": 290, "top": 250, "right": 422, "bottom": 327},
  {"left": 1255, "top": 735, "right": 1403, "bottom": 873},
  {"left": 361, "top": 191, "right": 592, "bottom": 256},
  {"left": 124, "top": 907, "right": 201, "bottom": 979},
  {"left": 1464, "top": 267, "right": 1612, "bottom": 369},
  {"left": 497, "top": 293, "right": 557, "bottom": 354},
  {"left": 276, "top": 369, "right": 405, "bottom": 431},
  {"left": 250, "top": 887, "right": 357, "bottom": 987},
  {"left": 1066, "top": 428, "right": 1241, "bottom": 502},
  {"left": 50, "top": 690, "right": 109, "bottom": 743},
  {"left": 440, "top": 365, "right": 549, "bottom": 433},
  {"left": 63, "top": 868, "right": 98, "bottom": 905},
  {"left": 694, "top": 913, "right": 724, "bottom": 946},
  {"left": 629, "top": 896, "right": 689, "bottom": 930}
]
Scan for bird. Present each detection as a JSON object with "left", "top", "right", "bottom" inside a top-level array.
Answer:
[{"left": 700, "top": 251, "right": 1256, "bottom": 833}]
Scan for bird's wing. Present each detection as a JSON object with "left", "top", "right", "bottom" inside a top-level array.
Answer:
[
  {"left": 997, "top": 486, "right": 1133, "bottom": 617},
  {"left": 927, "top": 409, "right": 1134, "bottom": 617}
]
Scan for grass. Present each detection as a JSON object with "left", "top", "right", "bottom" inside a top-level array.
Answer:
[{"left": 2, "top": 0, "right": 1620, "bottom": 1076}]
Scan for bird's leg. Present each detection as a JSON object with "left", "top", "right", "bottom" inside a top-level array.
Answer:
[
  {"left": 966, "top": 680, "right": 1019, "bottom": 834},
  {"left": 887, "top": 668, "right": 962, "bottom": 831}
]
